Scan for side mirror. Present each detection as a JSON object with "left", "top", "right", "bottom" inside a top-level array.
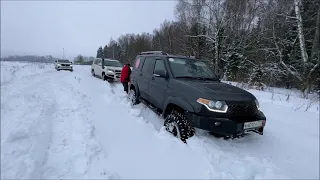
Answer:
[{"left": 153, "top": 70, "right": 167, "bottom": 78}]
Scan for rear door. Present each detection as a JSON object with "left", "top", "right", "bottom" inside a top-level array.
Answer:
[
  {"left": 148, "top": 58, "right": 169, "bottom": 109},
  {"left": 138, "top": 57, "right": 155, "bottom": 100}
]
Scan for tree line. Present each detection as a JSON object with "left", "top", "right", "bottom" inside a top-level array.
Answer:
[
  {"left": 1, "top": 55, "right": 58, "bottom": 63},
  {"left": 91, "top": 0, "right": 318, "bottom": 95}
]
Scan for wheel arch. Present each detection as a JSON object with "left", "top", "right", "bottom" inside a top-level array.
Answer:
[
  {"left": 162, "top": 97, "right": 195, "bottom": 118},
  {"left": 129, "top": 83, "right": 141, "bottom": 97}
]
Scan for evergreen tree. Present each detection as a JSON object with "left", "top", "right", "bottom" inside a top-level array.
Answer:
[{"left": 96, "top": 46, "right": 104, "bottom": 59}]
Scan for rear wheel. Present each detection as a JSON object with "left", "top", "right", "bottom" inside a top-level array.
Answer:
[
  {"left": 128, "top": 88, "right": 140, "bottom": 106},
  {"left": 91, "top": 69, "right": 95, "bottom": 76},
  {"left": 164, "top": 109, "right": 195, "bottom": 143}
]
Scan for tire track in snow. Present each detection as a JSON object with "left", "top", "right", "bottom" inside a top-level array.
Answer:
[
  {"left": 1, "top": 75, "right": 57, "bottom": 179},
  {"left": 41, "top": 72, "right": 119, "bottom": 179}
]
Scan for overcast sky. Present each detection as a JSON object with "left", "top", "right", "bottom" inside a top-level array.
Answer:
[{"left": 1, "top": 1, "right": 177, "bottom": 59}]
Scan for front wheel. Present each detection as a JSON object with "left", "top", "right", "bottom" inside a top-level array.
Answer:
[
  {"left": 103, "top": 73, "right": 108, "bottom": 81},
  {"left": 164, "top": 109, "right": 195, "bottom": 143}
]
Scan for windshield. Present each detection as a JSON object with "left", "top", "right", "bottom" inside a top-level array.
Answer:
[
  {"left": 104, "top": 60, "right": 122, "bottom": 67},
  {"left": 58, "top": 60, "right": 70, "bottom": 63},
  {"left": 167, "top": 57, "right": 218, "bottom": 80}
]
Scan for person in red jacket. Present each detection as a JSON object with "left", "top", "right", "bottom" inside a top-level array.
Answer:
[{"left": 120, "top": 63, "right": 131, "bottom": 94}]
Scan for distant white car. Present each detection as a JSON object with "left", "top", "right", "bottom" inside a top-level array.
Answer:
[
  {"left": 55, "top": 59, "right": 73, "bottom": 72},
  {"left": 91, "top": 58, "right": 123, "bottom": 82}
]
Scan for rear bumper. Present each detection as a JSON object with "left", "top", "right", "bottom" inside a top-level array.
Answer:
[{"left": 186, "top": 112, "right": 266, "bottom": 137}]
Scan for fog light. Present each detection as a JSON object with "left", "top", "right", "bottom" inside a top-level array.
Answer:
[{"left": 214, "top": 122, "right": 221, "bottom": 126}]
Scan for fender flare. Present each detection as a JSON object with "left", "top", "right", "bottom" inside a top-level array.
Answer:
[
  {"left": 162, "top": 96, "right": 195, "bottom": 117},
  {"left": 130, "top": 82, "right": 141, "bottom": 97}
]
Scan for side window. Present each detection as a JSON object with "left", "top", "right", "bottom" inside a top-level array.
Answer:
[
  {"left": 142, "top": 57, "right": 154, "bottom": 73},
  {"left": 153, "top": 59, "right": 166, "bottom": 74},
  {"left": 134, "top": 57, "right": 141, "bottom": 69},
  {"left": 97, "top": 59, "right": 101, "bottom": 65}
]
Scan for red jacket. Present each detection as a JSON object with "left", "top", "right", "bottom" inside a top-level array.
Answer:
[{"left": 120, "top": 65, "right": 131, "bottom": 83}]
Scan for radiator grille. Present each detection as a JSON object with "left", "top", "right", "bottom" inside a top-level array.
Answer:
[{"left": 226, "top": 101, "right": 258, "bottom": 117}]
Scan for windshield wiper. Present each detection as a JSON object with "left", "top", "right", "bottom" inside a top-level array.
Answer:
[
  {"left": 175, "top": 76, "right": 201, "bottom": 79},
  {"left": 175, "top": 76, "right": 206, "bottom": 81},
  {"left": 199, "top": 77, "right": 219, "bottom": 81},
  {"left": 175, "top": 76, "right": 218, "bottom": 81}
]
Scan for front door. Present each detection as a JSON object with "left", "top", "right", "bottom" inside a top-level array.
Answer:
[{"left": 148, "top": 58, "right": 169, "bottom": 109}]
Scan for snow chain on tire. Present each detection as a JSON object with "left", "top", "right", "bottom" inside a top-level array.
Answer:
[{"left": 164, "top": 109, "right": 195, "bottom": 143}]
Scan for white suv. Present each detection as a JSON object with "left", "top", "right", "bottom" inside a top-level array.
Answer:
[
  {"left": 91, "top": 58, "right": 123, "bottom": 82},
  {"left": 55, "top": 59, "right": 73, "bottom": 72}
]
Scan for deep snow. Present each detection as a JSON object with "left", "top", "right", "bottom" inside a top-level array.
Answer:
[{"left": 1, "top": 61, "right": 319, "bottom": 179}]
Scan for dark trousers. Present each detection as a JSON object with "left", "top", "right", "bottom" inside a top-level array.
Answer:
[{"left": 122, "top": 82, "right": 129, "bottom": 93}]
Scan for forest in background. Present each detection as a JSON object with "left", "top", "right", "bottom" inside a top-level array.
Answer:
[
  {"left": 86, "top": 0, "right": 319, "bottom": 95},
  {"left": 2, "top": 0, "right": 319, "bottom": 95},
  {"left": 1, "top": 55, "right": 60, "bottom": 63}
]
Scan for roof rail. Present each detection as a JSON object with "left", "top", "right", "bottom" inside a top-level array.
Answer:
[{"left": 140, "top": 51, "right": 168, "bottom": 55}]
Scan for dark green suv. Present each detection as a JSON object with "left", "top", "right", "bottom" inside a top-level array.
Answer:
[{"left": 128, "top": 51, "right": 266, "bottom": 143}]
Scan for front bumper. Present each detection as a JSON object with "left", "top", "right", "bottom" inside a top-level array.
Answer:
[
  {"left": 186, "top": 112, "right": 266, "bottom": 137},
  {"left": 57, "top": 66, "right": 73, "bottom": 70},
  {"left": 106, "top": 73, "right": 121, "bottom": 82}
]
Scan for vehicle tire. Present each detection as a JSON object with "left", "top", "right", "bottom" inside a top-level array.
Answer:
[
  {"left": 102, "top": 73, "right": 108, "bottom": 81},
  {"left": 70, "top": 69, "right": 73, "bottom": 72},
  {"left": 164, "top": 109, "right": 195, "bottom": 143},
  {"left": 128, "top": 88, "right": 140, "bottom": 106},
  {"left": 91, "top": 69, "right": 95, "bottom": 76}
]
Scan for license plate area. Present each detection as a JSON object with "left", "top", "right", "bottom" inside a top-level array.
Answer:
[{"left": 243, "top": 120, "right": 263, "bottom": 129}]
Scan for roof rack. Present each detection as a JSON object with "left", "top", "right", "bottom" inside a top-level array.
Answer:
[{"left": 140, "top": 51, "right": 168, "bottom": 55}]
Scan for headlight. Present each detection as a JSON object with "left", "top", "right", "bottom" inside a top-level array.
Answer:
[
  {"left": 106, "top": 69, "right": 115, "bottom": 74},
  {"left": 57, "top": 64, "right": 61, "bottom": 66},
  {"left": 254, "top": 99, "right": 260, "bottom": 110},
  {"left": 197, "top": 98, "right": 228, "bottom": 113}
]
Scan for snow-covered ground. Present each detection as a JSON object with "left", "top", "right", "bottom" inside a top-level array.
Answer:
[{"left": 1, "top": 61, "right": 319, "bottom": 179}]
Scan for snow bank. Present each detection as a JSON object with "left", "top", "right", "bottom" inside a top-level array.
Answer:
[
  {"left": 1, "top": 70, "right": 56, "bottom": 179},
  {"left": 1, "top": 63, "right": 118, "bottom": 179},
  {"left": 41, "top": 75, "right": 119, "bottom": 179}
]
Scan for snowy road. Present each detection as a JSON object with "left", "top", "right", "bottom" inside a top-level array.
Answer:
[{"left": 1, "top": 62, "right": 319, "bottom": 179}]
